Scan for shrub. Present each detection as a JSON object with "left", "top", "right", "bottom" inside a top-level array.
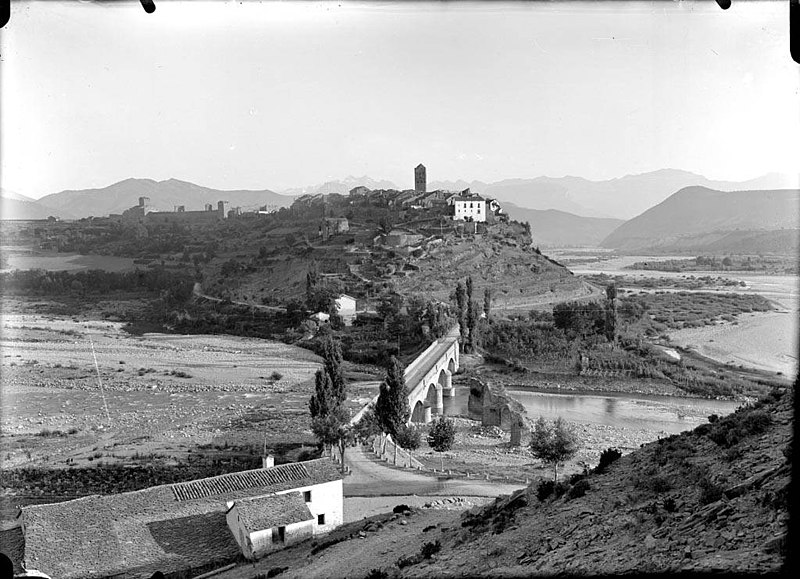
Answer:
[
  {"left": 708, "top": 414, "right": 719, "bottom": 423},
  {"left": 270, "top": 371, "right": 283, "bottom": 381},
  {"left": 650, "top": 476, "right": 672, "bottom": 493},
  {"left": 566, "top": 479, "right": 590, "bottom": 501},
  {"left": 365, "top": 569, "right": 390, "bottom": 579},
  {"left": 595, "top": 447, "right": 622, "bottom": 474},
  {"left": 421, "top": 540, "right": 441, "bottom": 559},
  {"left": 699, "top": 477, "right": 724, "bottom": 505},
  {"left": 393, "top": 504, "right": 411, "bottom": 514},
  {"left": 743, "top": 409, "right": 771, "bottom": 434},
  {"left": 536, "top": 479, "right": 555, "bottom": 502},
  {"left": 662, "top": 497, "right": 677, "bottom": 512}
]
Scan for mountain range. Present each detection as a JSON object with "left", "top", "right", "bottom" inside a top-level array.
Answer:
[
  {"left": 429, "top": 170, "right": 798, "bottom": 220},
  {"left": 600, "top": 186, "right": 800, "bottom": 254},
  {"left": 17, "top": 178, "right": 295, "bottom": 219},
  {"left": 500, "top": 203, "right": 624, "bottom": 248}
]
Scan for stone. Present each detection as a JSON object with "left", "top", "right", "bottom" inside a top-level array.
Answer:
[{"left": 644, "top": 535, "right": 657, "bottom": 549}]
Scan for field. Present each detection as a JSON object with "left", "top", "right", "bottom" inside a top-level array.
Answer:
[
  {"left": 1, "top": 252, "right": 137, "bottom": 273},
  {"left": 0, "top": 302, "right": 383, "bottom": 522}
]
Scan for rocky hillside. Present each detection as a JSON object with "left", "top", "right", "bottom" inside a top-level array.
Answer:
[
  {"left": 395, "top": 387, "right": 791, "bottom": 576},
  {"left": 36, "top": 178, "right": 294, "bottom": 218},
  {"left": 390, "top": 223, "right": 587, "bottom": 309},
  {"left": 601, "top": 187, "right": 800, "bottom": 254}
]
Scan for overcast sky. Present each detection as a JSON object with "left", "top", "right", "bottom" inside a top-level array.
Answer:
[{"left": 2, "top": 0, "right": 798, "bottom": 198}]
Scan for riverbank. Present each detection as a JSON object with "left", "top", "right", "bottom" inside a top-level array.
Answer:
[{"left": 668, "top": 310, "right": 798, "bottom": 377}]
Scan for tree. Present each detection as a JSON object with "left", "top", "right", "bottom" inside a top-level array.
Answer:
[
  {"left": 483, "top": 287, "right": 492, "bottom": 319},
  {"left": 604, "top": 283, "right": 617, "bottom": 344},
  {"left": 310, "top": 405, "right": 352, "bottom": 474},
  {"left": 529, "top": 417, "right": 581, "bottom": 482},
  {"left": 375, "top": 356, "right": 410, "bottom": 437},
  {"left": 353, "top": 405, "right": 381, "bottom": 443},
  {"left": 322, "top": 336, "right": 346, "bottom": 406},
  {"left": 454, "top": 282, "right": 467, "bottom": 350},
  {"left": 395, "top": 423, "right": 421, "bottom": 460},
  {"left": 308, "top": 336, "right": 349, "bottom": 472},
  {"left": 466, "top": 300, "right": 479, "bottom": 353},
  {"left": 427, "top": 416, "right": 456, "bottom": 471}
]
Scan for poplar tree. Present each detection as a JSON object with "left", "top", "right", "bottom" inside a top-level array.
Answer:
[
  {"left": 483, "top": 287, "right": 492, "bottom": 319},
  {"left": 375, "top": 356, "right": 410, "bottom": 437},
  {"left": 308, "top": 336, "right": 350, "bottom": 472}
]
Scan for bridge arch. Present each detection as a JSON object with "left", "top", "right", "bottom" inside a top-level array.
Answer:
[
  {"left": 411, "top": 400, "right": 428, "bottom": 423},
  {"left": 447, "top": 357, "right": 456, "bottom": 374}
]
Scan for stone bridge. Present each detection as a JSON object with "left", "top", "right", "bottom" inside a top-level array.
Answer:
[
  {"left": 405, "top": 326, "right": 460, "bottom": 423},
  {"left": 349, "top": 326, "right": 461, "bottom": 426}
]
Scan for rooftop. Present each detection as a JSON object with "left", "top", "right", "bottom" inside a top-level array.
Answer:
[
  {"left": 234, "top": 492, "right": 313, "bottom": 532},
  {"left": 20, "top": 458, "right": 341, "bottom": 579}
]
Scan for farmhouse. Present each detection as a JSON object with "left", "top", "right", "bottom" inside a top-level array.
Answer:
[{"left": 14, "top": 458, "right": 342, "bottom": 578}]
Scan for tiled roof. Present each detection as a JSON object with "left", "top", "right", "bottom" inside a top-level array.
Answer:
[
  {"left": 0, "top": 526, "right": 25, "bottom": 574},
  {"left": 235, "top": 492, "right": 313, "bottom": 532},
  {"left": 20, "top": 458, "right": 341, "bottom": 579},
  {"left": 171, "top": 459, "right": 340, "bottom": 501},
  {"left": 453, "top": 195, "right": 485, "bottom": 202}
]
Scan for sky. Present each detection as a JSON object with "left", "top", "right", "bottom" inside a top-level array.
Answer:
[{"left": 1, "top": 0, "right": 798, "bottom": 198}]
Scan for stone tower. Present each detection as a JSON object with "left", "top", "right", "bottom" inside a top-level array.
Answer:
[{"left": 415, "top": 164, "right": 426, "bottom": 193}]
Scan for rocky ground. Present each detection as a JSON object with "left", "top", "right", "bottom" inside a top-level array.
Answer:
[{"left": 216, "top": 387, "right": 792, "bottom": 577}]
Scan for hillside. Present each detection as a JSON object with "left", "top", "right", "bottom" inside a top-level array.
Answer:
[
  {"left": 235, "top": 387, "right": 791, "bottom": 578},
  {"left": 600, "top": 187, "right": 800, "bottom": 254},
  {"left": 0, "top": 189, "right": 75, "bottom": 220},
  {"left": 430, "top": 170, "right": 798, "bottom": 220},
  {"left": 36, "top": 178, "right": 295, "bottom": 218},
  {"left": 398, "top": 387, "right": 792, "bottom": 576},
  {"left": 500, "top": 203, "right": 624, "bottom": 247}
]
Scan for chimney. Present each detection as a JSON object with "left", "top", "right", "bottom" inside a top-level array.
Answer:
[{"left": 263, "top": 454, "right": 275, "bottom": 469}]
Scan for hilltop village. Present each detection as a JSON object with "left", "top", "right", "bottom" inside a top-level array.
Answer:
[{"left": 0, "top": 166, "right": 791, "bottom": 578}]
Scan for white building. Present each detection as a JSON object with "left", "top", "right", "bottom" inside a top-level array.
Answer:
[
  {"left": 226, "top": 460, "right": 343, "bottom": 560},
  {"left": 452, "top": 194, "right": 487, "bottom": 222},
  {"left": 335, "top": 294, "right": 357, "bottom": 326}
]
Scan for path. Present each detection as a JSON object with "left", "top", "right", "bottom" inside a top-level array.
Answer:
[{"left": 343, "top": 445, "right": 523, "bottom": 498}]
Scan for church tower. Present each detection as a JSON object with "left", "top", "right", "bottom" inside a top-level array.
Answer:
[{"left": 415, "top": 164, "right": 426, "bottom": 193}]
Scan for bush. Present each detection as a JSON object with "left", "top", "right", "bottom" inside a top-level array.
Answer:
[
  {"left": 393, "top": 504, "right": 411, "bottom": 514},
  {"left": 536, "top": 479, "right": 555, "bottom": 502},
  {"left": 662, "top": 497, "right": 677, "bottom": 512},
  {"left": 595, "top": 447, "right": 622, "bottom": 474},
  {"left": 421, "top": 540, "right": 441, "bottom": 559},
  {"left": 270, "top": 371, "right": 284, "bottom": 381},
  {"left": 650, "top": 476, "right": 672, "bottom": 493},
  {"left": 566, "top": 479, "right": 590, "bottom": 501},
  {"left": 698, "top": 477, "right": 724, "bottom": 505}
]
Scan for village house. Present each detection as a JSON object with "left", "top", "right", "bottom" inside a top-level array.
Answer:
[
  {"left": 452, "top": 193, "right": 488, "bottom": 222},
  {"left": 319, "top": 217, "right": 350, "bottom": 240},
  {"left": 12, "top": 458, "right": 343, "bottom": 579},
  {"left": 335, "top": 294, "right": 357, "bottom": 325}
]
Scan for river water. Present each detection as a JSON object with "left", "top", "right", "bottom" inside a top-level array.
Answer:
[
  {"left": 443, "top": 387, "right": 742, "bottom": 436},
  {"left": 553, "top": 253, "right": 799, "bottom": 377}
]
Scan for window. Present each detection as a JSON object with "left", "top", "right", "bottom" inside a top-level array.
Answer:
[
  {"left": 470, "top": 202, "right": 473, "bottom": 208},
  {"left": 303, "top": 490, "right": 312, "bottom": 502},
  {"left": 272, "top": 526, "right": 285, "bottom": 543},
  {"left": 317, "top": 513, "right": 326, "bottom": 525}
]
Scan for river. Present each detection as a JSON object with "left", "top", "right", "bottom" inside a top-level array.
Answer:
[
  {"left": 443, "top": 387, "right": 742, "bottom": 437},
  {"left": 552, "top": 252, "right": 799, "bottom": 377}
]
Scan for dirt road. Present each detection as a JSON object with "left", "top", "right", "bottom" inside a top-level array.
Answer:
[{"left": 344, "top": 444, "right": 524, "bottom": 499}]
